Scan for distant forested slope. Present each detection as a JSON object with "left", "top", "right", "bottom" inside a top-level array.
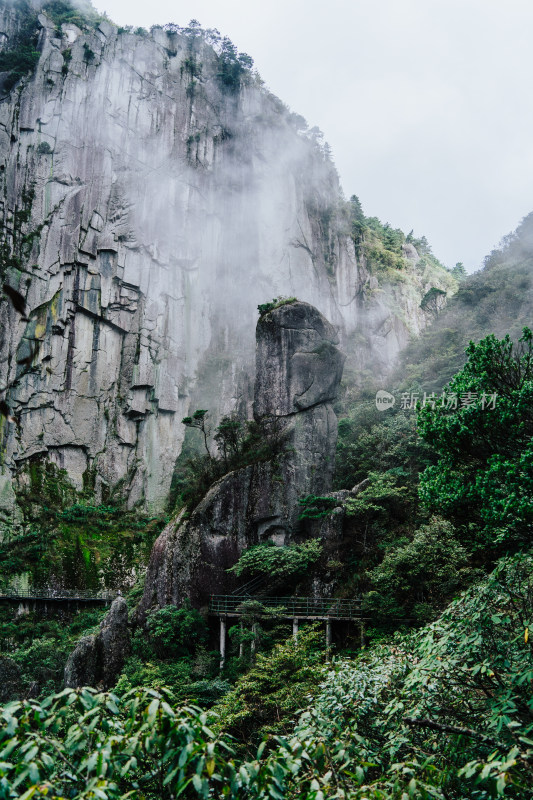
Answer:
[{"left": 398, "top": 212, "right": 533, "bottom": 392}]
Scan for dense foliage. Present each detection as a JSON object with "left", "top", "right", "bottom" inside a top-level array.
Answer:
[
  {"left": 0, "top": 687, "right": 236, "bottom": 799},
  {"left": 347, "top": 195, "right": 456, "bottom": 292},
  {"left": 0, "top": 608, "right": 105, "bottom": 700},
  {"left": 273, "top": 551, "right": 533, "bottom": 799},
  {"left": 0, "top": 497, "right": 165, "bottom": 592},
  {"left": 332, "top": 402, "right": 448, "bottom": 621},
  {"left": 418, "top": 328, "right": 533, "bottom": 554},
  {"left": 0, "top": 1, "right": 40, "bottom": 91},
  {"left": 170, "top": 412, "right": 287, "bottom": 511},
  {"left": 228, "top": 540, "right": 323, "bottom": 581},
  {"left": 114, "top": 603, "right": 229, "bottom": 707},
  {"left": 1, "top": 553, "right": 532, "bottom": 798}
]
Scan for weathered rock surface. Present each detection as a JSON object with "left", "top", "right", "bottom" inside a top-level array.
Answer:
[
  {"left": 0, "top": 2, "right": 455, "bottom": 528},
  {"left": 63, "top": 634, "right": 99, "bottom": 688},
  {"left": 138, "top": 300, "right": 344, "bottom": 615},
  {"left": 254, "top": 302, "right": 344, "bottom": 417},
  {"left": 64, "top": 596, "right": 130, "bottom": 688},
  {"left": 98, "top": 595, "right": 131, "bottom": 688}
]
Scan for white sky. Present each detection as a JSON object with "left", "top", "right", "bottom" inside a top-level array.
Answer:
[{"left": 95, "top": 0, "right": 533, "bottom": 272}]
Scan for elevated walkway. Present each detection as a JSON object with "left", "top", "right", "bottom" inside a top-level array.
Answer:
[
  {"left": 209, "top": 593, "right": 365, "bottom": 668},
  {"left": 209, "top": 595, "right": 362, "bottom": 621},
  {"left": 0, "top": 588, "right": 115, "bottom": 609}
]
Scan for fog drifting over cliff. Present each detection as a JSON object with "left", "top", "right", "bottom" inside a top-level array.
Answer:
[{"left": 97, "top": 0, "right": 533, "bottom": 273}]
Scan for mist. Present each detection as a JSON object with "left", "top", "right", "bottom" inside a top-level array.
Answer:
[{"left": 94, "top": 0, "right": 533, "bottom": 274}]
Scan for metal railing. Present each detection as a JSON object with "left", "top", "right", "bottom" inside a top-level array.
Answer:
[
  {"left": 210, "top": 595, "right": 362, "bottom": 619},
  {"left": 0, "top": 587, "right": 116, "bottom": 603},
  {"left": 230, "top": 574, "right": 268, "bottom": 596}
]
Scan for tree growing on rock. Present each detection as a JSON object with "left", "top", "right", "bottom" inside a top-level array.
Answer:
[{"left": 182, "top": 409, "right": 210, "bottom": 457}]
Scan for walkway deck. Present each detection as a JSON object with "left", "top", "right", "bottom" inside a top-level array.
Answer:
[{"left": 209, "top": 595, "right": 362, "bottom": 621}]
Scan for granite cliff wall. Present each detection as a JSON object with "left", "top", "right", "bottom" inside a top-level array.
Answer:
[{"left": 0, "top": 1, "right": 454, "bottom": 525}]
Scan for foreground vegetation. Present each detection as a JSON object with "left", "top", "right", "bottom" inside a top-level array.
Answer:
[{"left": 1, "top": 551, "right": 531, "bottom": 798}]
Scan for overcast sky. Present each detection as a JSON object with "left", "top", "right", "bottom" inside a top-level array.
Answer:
[{"left": 95, "top": 0, "right": 533, "bottom": 272}]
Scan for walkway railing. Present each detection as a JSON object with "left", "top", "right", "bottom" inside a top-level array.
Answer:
[
  {"left": 0, "top": 587, "right": 115, "bottom": 604},
  {"left": 210, "top": 595, "right": 362, "bottom": 619}
]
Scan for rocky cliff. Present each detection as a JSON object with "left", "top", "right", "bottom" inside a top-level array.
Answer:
[
  {"left": 138, "top": 300, "right": 344, "bottom": 614},
  {"left": 0, "top": 0, "right": 455, "bottom": 529}
]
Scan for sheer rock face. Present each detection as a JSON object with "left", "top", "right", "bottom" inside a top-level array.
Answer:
[
  {"left": 0, "top": 4, "right": 361, "bottom": 523},
  {"left": 0, "top": 4, "right": 453, "bottom": 526},
  {"left": 64, "top": 597, "right": 130, "bottom": 689},
  {"left": 138, "top": 301, "right": 344, "bottom": 615}
]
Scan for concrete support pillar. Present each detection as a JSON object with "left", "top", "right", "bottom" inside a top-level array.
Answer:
[
  {"left": 360, "top": 620, "right": 366, "bottom": 650},
  {"left": 239, "top": 621, "right": 244, "bottom": 659},
  {"left": 292, "top": 617, "right": 299, "bottom": 642},
  {"left": 326, "top": 618, "right": 332, "bottom": 659},
  {"left": 219, "top": 617, "right": 226, "bottom": 672},
  {"left": 251, "top": 623, "right": 257, "bottom": 661}
]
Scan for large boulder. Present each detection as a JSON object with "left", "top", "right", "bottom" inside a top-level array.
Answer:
[
  {"left": 98, "top": 596, "right": 131, "bottom": 689},
  {"left": 63, "top": 634, "right": 99, "bottom": 689},
  {"left": 64, "top": 597, "right": 131, "bottom": 689},
  {"left": 254, "top": 301, "right": 345, "bottom": 417},
  {"left": 138, "top": 301, "right": 345, "bottom": 616}
]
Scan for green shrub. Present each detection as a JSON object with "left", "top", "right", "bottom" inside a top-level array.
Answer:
[
  {"left": 82, "top": 42, "right": 95, "bottom": 63},
  {"left": 228, "top": 539, "right": 322, "bottom": 580},
  {"left": 213, "top": 627, "right": 325, "bottom": 747},
  {"left": 298, "top": 494, "right": 339, "bottom": 520},
  {"left": 145, "top": 603, "right": 208, "bottom": 659},
  {"left": 42, "top": 0, "right": 107, "bottom": 29},
  {"left": 257, "top": 296, "right": 297, "bottom": 316},
  {"left": 0, "top": 687, "right": 238, "bottom": 798},
  {"left": 364, "top": 517, "right": 473, "bottom": 623},
  {"left": 61, "top": 46, "right": 71, "bottom": 75},
  {"left": 418, "top": 327, "right": 533, "bottom": 554}
]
